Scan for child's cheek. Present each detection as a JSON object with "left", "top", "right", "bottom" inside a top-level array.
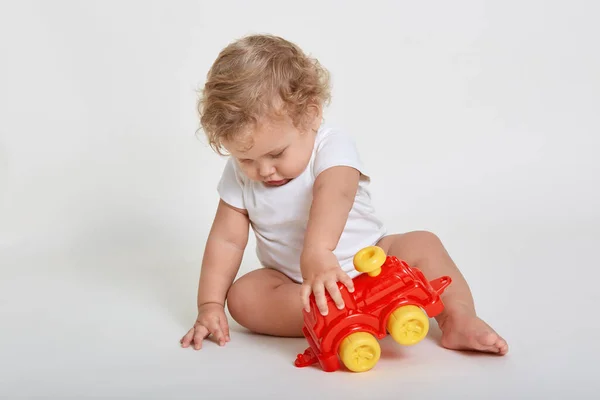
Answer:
[
  {"left": 241, "top": 165, "right": 257, "bottom": 180},
  {"left": 289, "top": 158, "right": 307, "bottom": 178}
]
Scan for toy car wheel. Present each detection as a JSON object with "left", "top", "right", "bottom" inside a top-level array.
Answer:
[
  {"left": 387, "top": 305, "right": 429, "bottom": 346},
  {"left": 338, "top": 332, "right": 381, "bottom": 372},
  {"left": 353, "top": 246, "right": 386, "bottom": 276}
]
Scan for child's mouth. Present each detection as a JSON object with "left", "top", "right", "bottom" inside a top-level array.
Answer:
[{"left": 264, "top": 179, "right": 290, "bottom": 187}]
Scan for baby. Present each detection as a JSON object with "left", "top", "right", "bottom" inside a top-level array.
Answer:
[{"left": 181, "top": 34, "right": 508, "bottom": 356}]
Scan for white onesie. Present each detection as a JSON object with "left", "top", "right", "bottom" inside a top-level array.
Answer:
[{"left": 216, "top": 124, "right": 387, "bottom": 283}]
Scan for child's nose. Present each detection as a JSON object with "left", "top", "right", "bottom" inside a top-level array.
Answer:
[{"left": 258, "top": 162, "right": 275, "bottom": 177}]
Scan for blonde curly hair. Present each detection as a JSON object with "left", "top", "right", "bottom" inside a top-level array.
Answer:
[{"left": 198, "top": 34, "right": 331, "bottom": 155}]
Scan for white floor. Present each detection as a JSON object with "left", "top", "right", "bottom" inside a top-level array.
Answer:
[
  {"left": 2, "top": 223, "right": 598, "bottom": 399},
  {"left": 1, "top": 1, "right": 599, "bottom": 398}
]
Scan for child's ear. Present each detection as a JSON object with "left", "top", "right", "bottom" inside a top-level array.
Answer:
[{"left": 306, "top": 103, "right": 323, "bottom": 132}]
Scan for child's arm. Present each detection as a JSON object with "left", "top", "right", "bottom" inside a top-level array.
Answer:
[
  {"left": 197, "top": 199, "right": 249, "bottom": 307},
  {"left": 300, "top": 166, "right": 360, "bottom": 315},
  {"left": 181, "top": 199, "right": 249, "bottom": 349}
]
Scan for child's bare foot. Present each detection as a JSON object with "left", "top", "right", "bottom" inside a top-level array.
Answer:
[{"left": 438, "top": 308, "right": 508, "bottom": 355}]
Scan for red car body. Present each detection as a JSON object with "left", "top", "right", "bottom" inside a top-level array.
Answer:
[{"left": 294, "top": 255, "right": 451, "bottom": 372}]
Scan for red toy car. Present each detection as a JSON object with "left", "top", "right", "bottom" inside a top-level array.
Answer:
[{"left": 294, "top": 246, "right": 451, "bottom": 372}]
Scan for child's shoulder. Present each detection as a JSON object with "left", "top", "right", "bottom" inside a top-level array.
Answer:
[
  {"left": 316, "top": 123, "right": 352, "bottom": 139},
  {"left": 312, "top": 123, "right": 365, "bottom": 178},
  {"left": 314, "top": 124, "right": 358, "bottom": 151}
]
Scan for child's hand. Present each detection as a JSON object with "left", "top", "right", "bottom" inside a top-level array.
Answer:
[
  {"left": 180, "top": 302, "right": 230, "bottom": 350},
  {"left": 300, "top": 247, "right": 355, "bottom": 316}
]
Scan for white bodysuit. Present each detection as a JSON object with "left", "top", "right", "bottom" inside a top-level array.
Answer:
[{"left": 217, "top": 124, "right": 387, "bottom": 283}]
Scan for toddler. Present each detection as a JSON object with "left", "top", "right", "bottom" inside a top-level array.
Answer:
[{"left": 181, "top": 34, "right": 508, "bottom": 356}]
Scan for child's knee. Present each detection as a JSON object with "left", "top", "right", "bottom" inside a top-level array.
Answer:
[
  {"left": 410, "top": 230, "right": 443, "bottom": 247},
  {"left": 226, "top": 278, "right": 250, "bottom": 324}
]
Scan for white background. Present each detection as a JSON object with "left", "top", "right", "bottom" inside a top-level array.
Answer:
[{"left": 1, "top": 0, "right": 599, "bottom": 398}]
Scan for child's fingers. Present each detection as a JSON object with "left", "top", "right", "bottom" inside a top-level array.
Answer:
[
  {"left": 325, "top": 279, "right": 345, "bottom": 310},
  {"left": 181, "top": 327, "right": 196, "bottom": 347},
  {"left": 300, "top": 283, "right": 312, "bottom": 312},
  {"left": 207, "top": 320, "right": 226, "bottom": 346},
  {"left": 220, "top": 317, "right": 230, "bottom": 342},
  {"left": 192, "top": 325, "right": 209, "bottom": 350},
  {"left": 312, "top": 282, "right": 329, "bottom": 315},
  {"left": 337, "top": 270, "right": 355, "bottom": 293},
  {"left": 208, "top": 318, "right": 227, "bottom": 346}
]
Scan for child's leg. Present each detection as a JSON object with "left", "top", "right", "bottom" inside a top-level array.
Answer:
[
  {"left": 377, "top": 231, "right": 508, "bottom": 355},
  {"left": 227, "top": 268, "right": 304, "bottom": 337}
]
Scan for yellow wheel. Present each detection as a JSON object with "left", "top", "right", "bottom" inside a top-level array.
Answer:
[
  {"left": 353, "top": 246, "right": 386, "bottom": 277},
  {"left": 387, "top": 305, "right": 429, "bottom": 346},
  {"left": 338, "top": 332, "right": 381, "bottom": 372}
]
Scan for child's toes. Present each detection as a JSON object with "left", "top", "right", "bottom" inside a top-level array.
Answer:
[
  {"left": 476, "top": 331, "right": 498, "bottom": 347},
  {"left": 469, "top": 331, "right": 502, "bottom": 353},
  {"left": 496, "top": 338, "right": 509, "bottom": 355},
  {"left": 481, "top": 334, "right": 508, "bottom": 355}
]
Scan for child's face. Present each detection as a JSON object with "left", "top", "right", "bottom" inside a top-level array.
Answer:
[{"left": 224, "top": 113, "right": 318, "bottom": 187}]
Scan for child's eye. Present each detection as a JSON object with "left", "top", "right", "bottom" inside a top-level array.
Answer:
[{"left": 271, "top": 149, "right": 285, "bottom": 158}]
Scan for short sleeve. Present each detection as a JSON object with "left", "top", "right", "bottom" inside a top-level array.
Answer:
[
  {"left": 217, "top": 158, "right": 246, "bottom": 210},
  {"left": 313, "top": 129, "right": 369, "bottom": 179}
]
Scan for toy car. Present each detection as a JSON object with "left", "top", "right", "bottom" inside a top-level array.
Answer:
[{"left": 294, "top": 245, "right": 452, "bottom": 372}]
